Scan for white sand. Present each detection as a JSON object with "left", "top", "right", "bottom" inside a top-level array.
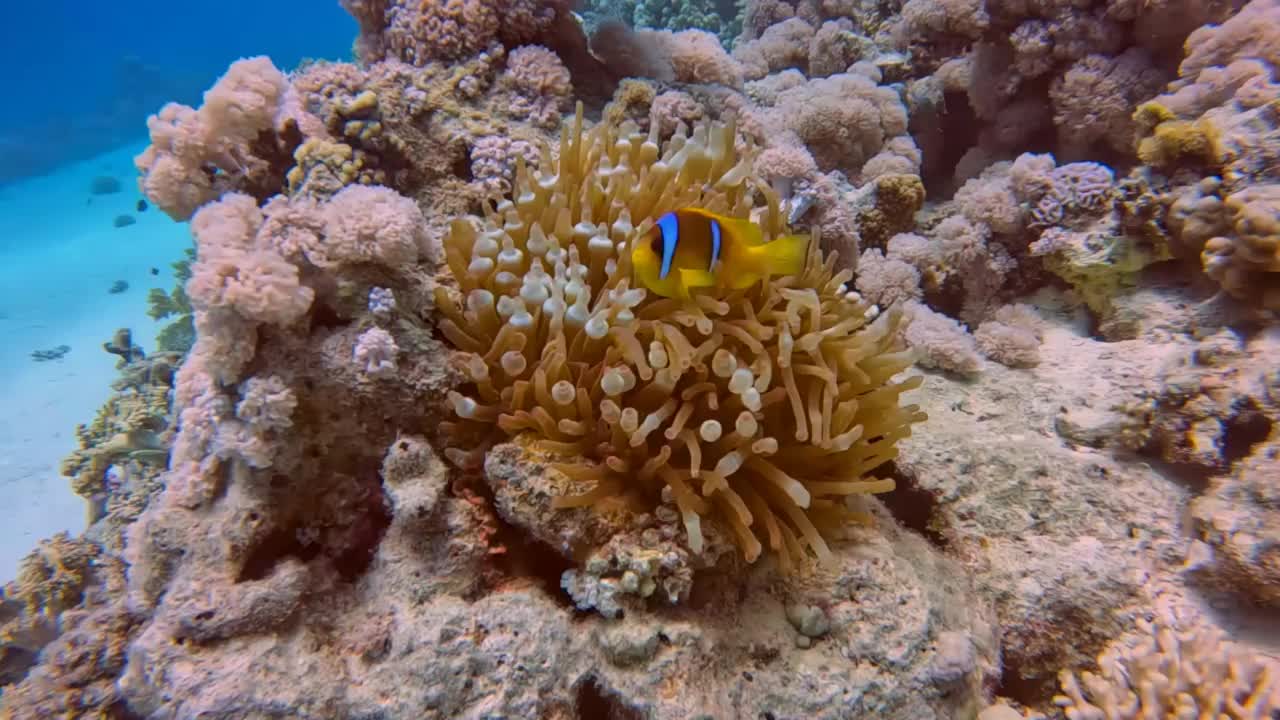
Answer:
[{"left": 0, "top": 141, "right": 188, "bottom": 582}]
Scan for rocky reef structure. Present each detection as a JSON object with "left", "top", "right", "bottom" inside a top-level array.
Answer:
[{"left": 3, "top": 0, "right": 1280, "bottom": 718}]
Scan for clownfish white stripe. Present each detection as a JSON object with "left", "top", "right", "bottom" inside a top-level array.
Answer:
[
  {"left": 657, "top": 212, "right": 679, "bottom": 280},
  {"left": 709, "top": 218, "right": 722, "bottom": 271}
]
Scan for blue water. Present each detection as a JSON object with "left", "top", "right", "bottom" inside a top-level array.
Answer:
[
  {"left": 0, "top": 2, "right": 353, "bottom": 578},
  {"left": 0, "top": 1, "right": 356, "bottom": 186}
]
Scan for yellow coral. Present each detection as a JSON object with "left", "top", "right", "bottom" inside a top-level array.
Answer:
[
  {"left": 61, "top": 383, "right": 169, "bottom": 505},
  {"left": 603, "top": 78, "right": 658, "bottom": 129},
  {"left": 10, "top": 533, "right": 100, "bottom": 617},
  {"left": 1132, "top": 100, "right": 1176, "bottom": 135},
  {"left": 1136, "top": 118, "right": 1221, "bottom": 168},
  {"left": 857, "top": 173, "right": 926, "bottom": 248},
  {"left": 436, "top": 104, "right": 926, "bottom": 568},
  {"left": 1037, "top": 232, "right": 1172, "bottom": 321},
  {"left": 1202, "top": 184, "right": 1280, "bottom": 309}
]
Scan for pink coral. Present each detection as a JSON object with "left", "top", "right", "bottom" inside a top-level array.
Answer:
[
  {"left": 755, "top": 144, "right": 819, "bottom": 186},
  {"left": 187, "top": 195, "right": 315, "bottom": 330},
  {"left": 893, "top": 0, "right": 989, "bottom": 49},
  {"left": 799, "top": 172, "right": 861, "bottom": 264},
  {"left": 502, "top": 45, "right": 571, "bottom": 97},
  {"left": 744, "top": 69, "right": 808, "bottom": 105},
  {"left": 1011, "top": 20, "right": 1055, "bottom": 78},
  {"left": 136, "top": 57, "right": 306, "bottom": 221},
  {"left": 860, "top": 136, "right": 924, "bottom": 183},
  {"left": 655, "top": 29, "right": 746, "bottom": 88},
  {"left": 901, "top": 301, "right": 984, "bottom": 376},
  {"left": 469, "top": 135, "right": 539, "bottom": 196},
  {"left": 808, "top": 19, "right": 865, "bottom": 78},
  {"left": 347, "top": 0, "right": 568, "bottom": 65},
  {"left": 776, "top": 72, "right": 910, "bottom": 176},
  {"left": 953, "top": 163, "right": 1025, "bottom": 236},
  {"left": 974, "top": 304, "right": 1043, "bottom": 367},
  {"left": 1179, "top": 0, "right": 1280, "bottom": 79},
  {"left": 742, "top": 0, "right": 797, "bottom": 39},
  {"left": 1049, "top": 49, "right": 1168, "bottom": 155},
  {"left": 855, "top": 248, "right": 924, "bottom": 307},
  {"left": 650, "top": 90, "right": 707, "bottom": 137},
  {"left": 733, "top": 18, "right": 815, "bottom": 80},
  {"left": 931, "top": 215, "right": 1016, "bottom": 323},
  {"left": 886, "top": 232, "right": 941, "bottom": 269},
  {"left": 499, "top": 45, "right": 572, "bottom": 127},
  {"left": 353, "top": 327, "right": 400, "bottom": 379},
  {"left": 317, "top": 185, "right": 426, "bottom": 268}
]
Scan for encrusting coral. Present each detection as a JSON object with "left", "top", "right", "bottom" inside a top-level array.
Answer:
[{"left": 436, "top": 104, "right": 927, "bottom": 569}]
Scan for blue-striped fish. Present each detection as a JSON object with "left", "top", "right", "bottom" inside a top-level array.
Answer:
[{"left": 631, "top": 208, "right": 809, "bottom": 299}]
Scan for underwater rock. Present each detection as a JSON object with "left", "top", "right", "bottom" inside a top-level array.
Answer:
[
  {"left": 895, "top": 310, "right": 1191, "bottom": 696},
  {"left": 90, "top": 175, "right": 122, "bottom": 195},
  {"left": 107, "top": 279, "right": 129, "bottom": 294},
  {"left": 30, "top": 345, "right": 70, "bottom": 362}
]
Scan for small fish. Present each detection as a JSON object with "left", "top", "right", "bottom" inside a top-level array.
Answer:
[{"left": 631, "top": 208, "right": 808, "bottom": 299}]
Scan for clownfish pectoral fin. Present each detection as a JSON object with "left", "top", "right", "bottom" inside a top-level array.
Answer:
[
  {"left": 679, "top": 268, "right": 717, "bottom": 289},
  {"left": 756, "top": 233, "right": 809, "bottom": 277}
]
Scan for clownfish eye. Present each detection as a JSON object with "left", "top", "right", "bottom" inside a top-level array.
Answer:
[{"left": 649, "top": 233, "right": 664, "bottom": 255}]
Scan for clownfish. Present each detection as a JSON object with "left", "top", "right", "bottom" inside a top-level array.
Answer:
[{"left": 631, "top": 208, "right": 809, "bottom": 299}]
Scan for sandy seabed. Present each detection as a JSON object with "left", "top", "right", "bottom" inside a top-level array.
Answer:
[{"left": 0, "top": 141, "right": 187, "bottom": 581}]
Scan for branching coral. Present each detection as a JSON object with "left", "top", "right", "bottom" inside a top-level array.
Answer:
[
  {"left": 60, "top": 339, "right": 175, "bottom": 524},
  {"left": 1052, "top": 609, "right": 1280, "bottom": 719},
  {"left": 436, "top": 105, "right": 926, "bottom": 567}
]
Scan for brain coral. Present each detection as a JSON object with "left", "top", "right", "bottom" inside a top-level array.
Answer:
[{"left": 436, "top": 105, "right": 926, "bottom": 568}]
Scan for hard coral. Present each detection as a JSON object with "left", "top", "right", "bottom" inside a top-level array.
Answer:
[
  {"left": 366, "top": 0, "right": 567, "bottom": 64},
  {"left": 437, "top": 105, "right": 926, "bottom": 568},
  {"left": 1134, "top": 102, "right": 1222, "bottom": 168},
  {"left": 1133, "top": 0, "right": 1280, "bottom": 308},
  {"left": 1202, "top": 184, "right": 1280, "bottom": 309},
  {"left": 1052, "top": 609, "right": 1280, "bottom": 719}
]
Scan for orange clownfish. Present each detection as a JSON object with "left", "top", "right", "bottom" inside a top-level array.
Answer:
[{"left": 630, "top": 208, "right": 809, "bottom": 299}]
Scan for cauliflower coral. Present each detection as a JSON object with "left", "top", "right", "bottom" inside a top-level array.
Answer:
[{"left": 436, "top": 105, "right": 927, "bottom": 568}]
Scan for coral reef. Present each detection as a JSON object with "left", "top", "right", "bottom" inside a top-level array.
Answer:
[
  {"left": 437, "top": 106, "right": 926, "bottom": 577},
  {"left": 6, "top": 0, "right": 1280, "bottom": 718},
  {"left": 59, "top": 333, "right": 178, "bottom": 530},
  {"left": 1132, "top": 0, "right": 1280, "bottom": 309},
  {"left": 1048, "top": 607, "right": 1280, "bottom": 718},
  {"left": 135, "top": 57, "right": 316, "bottom": 221}
]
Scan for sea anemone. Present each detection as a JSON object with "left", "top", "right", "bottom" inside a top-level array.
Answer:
[{"left": 436, "top": 104, "right": 926, "bottom": 568}]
